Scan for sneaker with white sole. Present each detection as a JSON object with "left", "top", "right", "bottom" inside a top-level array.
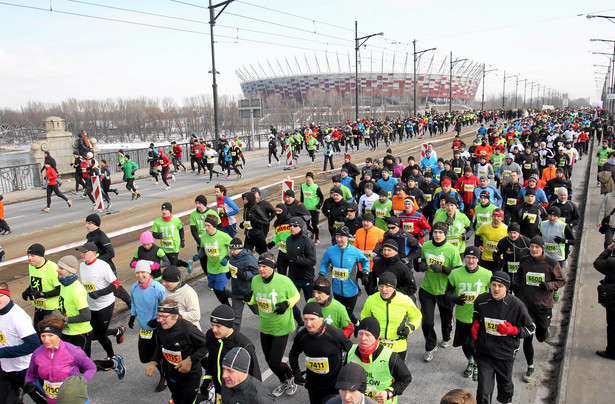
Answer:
[
  {"left": 285, "top": 377, "right": 297, "bottom": 396},
  {"left": 113, "top": 354, "right": 126, "bottom": 380},
  {"left": 472, "top": 362, "right": 478, "bottom": 382},
  {"left": 423, "top": 346, "right": 437, "bottom": 362},
  {"left": 272, "top": 380, "right": 287, "bottom": 397},
  {"left": 463, "top": 361, "right": 474, "bottom": 378},
  {"left": 440, "top": 339, "right": 451, "bottom": 348},
  {"left": 522, "top": 366, "right": 534, "bottom": 383}
]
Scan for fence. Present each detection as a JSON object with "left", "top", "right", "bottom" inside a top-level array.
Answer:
[{"left": 0, "top": 163, "right": 42, "bottom": 193}]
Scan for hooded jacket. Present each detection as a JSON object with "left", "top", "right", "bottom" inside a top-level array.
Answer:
[
  {"left": 368, "top": 254, "right": 418, "bottom": 298},
  {"left": 242, "top": 192, "right": 269, "bottom": 239},
  {"left": 229, "top": 249, "right": 259, "bottom": 298},
  {"left": 285, "top": 224, "right": 317, "bottom": 281}
]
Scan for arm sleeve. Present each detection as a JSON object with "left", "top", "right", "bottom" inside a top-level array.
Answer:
[
  {"left": 190, "top": 225, "right": 200, "bottom": 245},
  {"left": 43, "top": 285, "right": 61, "bottom": 298},
  {"left": 66, "top": 307, "right": 91, "bottom": 325},
  {"left": 0, "top": 333, "right": 40, "bottom": 359},
  {"left": 388, "top": 352, "right": 412, "bottom": 396},
  {"left": 319, "top": 250, "right": 330, "bottom": 276},
  {"left": 593, "top": 249, "right": 615, "bottom": 276},
  {"left": 73, "top": 346, "right": 97, "bottom": 382},
  {"left": 98, "top": 234, "right": 115, "bottom": 263},
  {"left": 179, "top": 227, "right": 185, "bottom": 242},
  {"left": 159, "top": 253, "right": 171, "bottom": 268},
  {"left": 187, "top": 325, "right": 208, "bottom": 364},
  {"left": 286, "top": 292, "right": 301, "bottom": 308},
  {"left": 546, "top": 262, "right": 567, "bottom": 291}
]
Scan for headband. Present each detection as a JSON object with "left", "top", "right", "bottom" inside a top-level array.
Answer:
[
  {"left": 39, "top": 326, "right": 63, "bottom": 338},
  {"left": 158, "top": 305, "right": 180, "bottom": 315},
  {"left": 492, "top": 210, "right": 504, "bottom": 218},
  {"left": 0, "top": 289, "right": 10, "bottom": 298},
  {"left": 258, "top": 257, "right": 277, "bottom": 270},
  {"left": 313, "top": 283, "right": 330, "bottom": 294}
]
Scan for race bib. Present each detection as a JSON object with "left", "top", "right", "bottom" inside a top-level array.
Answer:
[
  {"left": 0, "top": 333, "right": 6, "bottom": 344},
  {"left": 332, "top": 267, "right": 349, "bottom": 281},
  {"left": 83, "top": 283, "right": 96, "bottom": 292},
  {"left": 553, "top": 187, "right": 560, "bottom": 196},
  {"left": 506, "top": 198, "right": 517, "bottom": 206},
  {"left": 243, "top": 221, "right": 252, "bottom": 230},
  {"left": 161, "top": 238, "right": 174, "bottom": 249},
  {"left": 256, "top": 297, "right": 273, "bottom": 313},
  {"left": 484, "top": 317, "right": 505, "bottom": 336},
  {"left": 485, "top": 240, "right": 498, "bottom": 252},
  {"left": 523, "top": 164, "right": 532, "bottom": 169},
  {"left": 480, "top": 151, "right": 487, "bottom": 155},
  {"left": 454, "top": 167, "right": 462, "bottom": 174},
  {"left": 363, "top": 251, "right": 375, "bottom": 260},
  {"left": 162, "top": 348, "right": 182, "bottom": 365},
  {"left": 402, "top": 222, "right": 414, "bottom": 232},
  {"left": 526, "top": 272, "right": 545, "bottom": 287},
  {"left": 426, "top": 254, "right": 445, "bottom": 267},
  {"left": 375, "top": 208, "right": 387, "bottom": 219},
  {"left": 303, "top": 191, "right": 313, "bottom": 198},
  {"left": 229, "top": 264, "right": 238, "bottom": 278},
  {"left": 43, "top": 380, "right": 63, "bottom": 399},
  {"left": 435, "top": 174, "right": 441, "bottom": 181},
  {"left": 365, "top": 388, "right": 377, "bottom": 400},
  {"left": 507, "top": 261, "right": 519, "bottom": 273},
  {"left": 380, "top": 339, "right": 398, "bottom": 350},
  {"left": 279, "top": 241, "right": 287, "bottom": 254},
  {"left": 461, "top": 292, "right": 477, "bottom": 304},
  {"left": 206, "top": 246, "right": 220, "bottom": 257},
  {"left": 544, "top": 242, "right": 559, "bottom": 252},
  {"left": 334, "top": 221, "right": 345, "bottom": 228},
  {"left": 425, "top": 194, "right": 432, "bottom": 201},
  {"left": 393, "top": 210, "right": 403, "bottom": 216},
  {"left": 503, "top": 170, "right": 511, "bottom": 177},
  {"left": 600, "top": 157, "right": 607, "bottom": 165},
  {"left": 478, "top": 169, "right": 487, "bottom": 176},
  {"left": 387, "top": 191, "right": 392, "bottom": 198},
  {"left": 305, "top": 356, "right": 330, "bottom": 374},
  {"left": 449, "top": 238, "right": 461, "bottom": 248},
  {"left": 523, "top": 213, "right": 537, "bottom": 223},
  {"left": 33, "top": 298, "right": 47, "bottom": 308},
  {"left": 139, "top": 328, "right": 154, "bottom": 340},
  {"left": 464, "top": 184, "right": 475, "bottom": 192}
]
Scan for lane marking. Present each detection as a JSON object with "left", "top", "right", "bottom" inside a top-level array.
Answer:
[{"left": 261, "top": 356, "right": 288, "bottom": 381}]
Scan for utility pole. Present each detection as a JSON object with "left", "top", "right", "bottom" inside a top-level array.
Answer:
[
  {"left": 518, "top": 79, "right": 527, "bottom": 109},
  {"left": 449, "top": 52, "right": 468, "bottom": 113},
  {"left": 413, "top": 40, "right": 436, "bottom": 117},
  {"left": 355, "top": 22, "right": 383, "bottom": 122},
  {"left": 481, "top": 64, "right": 497, "bottom": 111},
  {"left": 209, "top": 0, "right": 234, "bottom": 144},
  {"left": 502, "top": 72, "right": 517, "bottom": 109}
]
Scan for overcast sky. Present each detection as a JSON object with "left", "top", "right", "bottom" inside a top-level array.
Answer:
[{"left": 1, "top": 0, "right": 614, "bottom": 110}]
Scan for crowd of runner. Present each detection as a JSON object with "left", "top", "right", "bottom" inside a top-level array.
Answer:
[{"left": 2, "top": 107, "right": 615, "bottom": 404}]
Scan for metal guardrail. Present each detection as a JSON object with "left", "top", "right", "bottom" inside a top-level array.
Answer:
[{"left": 0, "top": 163, "right": 42, "bottom": 193}]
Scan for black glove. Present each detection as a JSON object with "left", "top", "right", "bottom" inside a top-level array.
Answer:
[
  {"left": 274, "top": 301, "right": 289, "bottom": 315},
  {"left": 539, "top": 282, "right": 549, "bottom": 291},
  {"left": 267, "top": 241, "right": 276, "bottom": 249},
  {"left": 89, "top": 290, "right": 102, "bottom": 300},
  {"left": 441, "top": 266, "right": 452, "bottom": 275},
  {"left": 452, "top": 296, "right": 465, "bottom": 306},
  {"left": 226, "top": 272, "right": 232, "bottom": 279},
  {"left": 287, "top": 255, "right": 296, "bottom": 263},
  {"left": 416, "top": 260, "right": 428, "bottom": 272},
  {"left": 242, "top": 291, "right": 253, "bottom": 304},
  {"left": 553, "top": 236, "right": 566, "bottom": 244},
  {"left": 361, "top": 272, "right": 370, "bottom": 286},
  {"left": 23, "top": 381, "right": 35, "bottom": 394},
  {"left": 236, "top": 271, "right": 247, "bottom": 280},
  {"left": 128, "top": 316, "right": 136, "bottom": 329},
  {"left": 22, "top": 289, "right": 32, "bottom": 301},
  {"left": 239, "top": 222, "right": 245, "bottom": 229},
  {"left": 147, "top": 318, "right": 158, "bottom": 328},
  {"left": 294, "top": 373, "right": 306, "bottom": 385},
  {"left": 219, "top": 212, "right": 228, "bottom": 218},
  {"left": 180, "top": 239, "right": 185, "bottom": 249},
  {"left": 31, "top": 291, "right": 45, "bottom": 299},
  {"left": 430, "top": 264, "right": 443, "bottom": 274}
]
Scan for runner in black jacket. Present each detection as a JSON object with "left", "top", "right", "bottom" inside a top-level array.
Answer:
[
  {"left": 241, "top": 192, "right": 269, "bottom": 254},
  {"left": 286, "top": 217, "right": 317, "bottom": 327}
]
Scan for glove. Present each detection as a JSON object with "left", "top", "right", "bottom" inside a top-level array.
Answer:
[
  {"left": 151, "top": 262, "right": 160, "bottom": 271},
  {"left": 175, "top": 356, "right": 193, "bottom": 373},
  {"left": 553, "top": 236, "right": 566, "bottom": 244},
  {"left": 226, "top": 271, "right": 232, "bottom": 279},
  {"left": 31, "top": 291, "right": 45, "bottom": 299},
  {"left": 294, "top": 373, "right": 306, "bottom": 385},
  {"left": 452, "top": 296, "right": 465, "bottom": 306},
  {"left": 430, "top": 264, "right": 443, "bottom": 274},
  {"left": 538, "top": 282, "right": 549, "bottom": 291},
  {"left": 219, "top": 211, "right": 227, "bottom": 218},
  {"left": 441, "top": 266, "right": 452, "bottom": 275},
  {"left": 287, "top": 255, "right": 296, "bottom": 263},
  {"left": 89, "top": 290, "right": 102, "bottom": 300},
  {"left": 242, "top": 291, "right": 253, "bottom": 304},
  {"left": 220, "top": 258, "right": 228, "bottom": 266},
  {"left": 180, "top": 239, "right": 185, "bottom": 249},
  {"left": 130, "top": 261, "right": 137, "bottom": 269},
  {"left": 23, "top": 381, "right": 36, "bottom": 394},
  {"left": 50, "top": 309, "right": 64, "bottom": 319},
  {"left": 128, "top": 316, "right": 136, "bottom": 329},
  {"left": 497, "top": 320, "right": 518, "bottom": 336},
  {"left": 361, "top": 272, "right": 370, "bottom": 286},
  {"left": 236, "top": 271, "right": 247, "bottom": 280},
  {"left": 147, "top": 318, "right": 158, "bottom": 328},
  {"left": 274, "top": 301, "right": 289, "bottom": 315},
  {"left": 471, "top": 320, "right": 480, "bottom": 339},
  {"left": 416, "top": 260, "right": 428, "bottom": 272},
  {"left": 397, "top": 323, "right": 410, "bottom": 339},
  {"left": 239, "top": 222, "right": 244, "bottom": 229},
  {"left": 22, "top": 290, "right": 32, "bottom": 301},
  {"left": 192, "top": 254, "right": 200, "bottom": 262},
  {"left": 267, "top": 241, "right": 276, "bottom": 249}
]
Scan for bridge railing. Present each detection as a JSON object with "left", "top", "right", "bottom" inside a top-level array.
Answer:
[{"left": 0, "top": 163, "right": 42, "bottom": 193}]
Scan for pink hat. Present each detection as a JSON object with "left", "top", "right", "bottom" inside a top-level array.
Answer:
[{"left": 140, "top": 231, "right": 154, "bottom": 244}]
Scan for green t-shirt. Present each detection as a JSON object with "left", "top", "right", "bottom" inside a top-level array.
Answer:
[
  {"left": 307, "top": 137, "right": 318, "bottom": 150},
  {"left": 371, "top": 199, "right": 393, "bottom": 231},
  {"left": 272, "top": 223, "right": 291, "bottom": 254},
  {"left": 200, "top": 230, "right": 232, "bottom": 274},
  {"left": 433, "top": 210, "right": 471, "bottom": 252},
  {"left": 307, "top": 297, "right": 351, "bottom": 333},
  {"left": 490, "top": 153, "right": 505, "bottom": 169},
  {"left": 59, "top": 280, "right": 93, "bottom": 335},
  {"left": 249, "top": 273, "right": 299, "bottom": 336},
  {"left": 597, "top": 147, "right": 612, "bottom": 167},
  {"left": 447, "top": 266, "right": 492, "bottom": 323},
  {"left": 301, "top": 183, "right": 320, "bottom": 211},
  {"left": 474, "top": 204, "right": 497, "bottom": 231},
  {"left": 122, "top": 160, "right": 139, "bottom": 179},
  {"left": 189, "top": 208, "right": 221, "bottom": 239},
  {"left": 330, "top": 185, "right": 353, "bottom": 202},
  {"left": 420, "top": 240, "right": 463, "bottom": 296},
  {"left": 151, "top": 217, "right": 184, "bottom": 254},
  {"left": 28, "top": 260, "right": 60, "bottom": 310}
]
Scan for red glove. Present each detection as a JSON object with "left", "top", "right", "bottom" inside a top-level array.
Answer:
[
  {"left": 471, "top": 320, "right": 480, "bottom": 340},
  {"left": 151, "top": 262, "right": 160, "bottom": 271},
  {"left": 130, "top": 261, "right": 137, "bottom": 269},
  {"left": 497, "top": 321, "right": 518, "bottom": 336}
]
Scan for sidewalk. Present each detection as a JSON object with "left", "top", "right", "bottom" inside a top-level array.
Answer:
[{"left": 558, "top": 147, "right": 615, "bottom": 404}]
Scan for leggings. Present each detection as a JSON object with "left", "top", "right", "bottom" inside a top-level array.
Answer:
[
  {"left": 62, "top": 332, "right": 93, "bottom": 357},
  {"left": 522, "top": 307, "right": 551, "bottom": 366},
  {"left": 419, "top": 288, "right": 454, "bottom": 352},
  {"left": 161, "top": 166, "right": 170, "bottom": 187},
  {"left": 46, "top": 184, "right": 68, "bottom": 208},
  {"left": 126, "top": 178, "right": 136, "bottom": 193},
  {"left": 308, "top": 210, "right": 320, "bottom": 239},
  {"left": 268, "top": 149, "right": 279, "bottom": 164},
  {"left": 167, "top": 252, "right": 190, "bottom": 269},
  {"left": 323, "top": 155, "right": 334, "bottom": 171},
  {"left": 333, "top": 293, "right": 359, "bottom": 325},
  {"left": 207, "top": 163, "right": 221, "bottom": 180},
  {"left": 91, "top": 302, "right": 115, "bottom": 358},
  {"left": 74, "top": 172, "right": 85, "bottom": 192},
  {"left": 260, "top": 333, "right": 292, "bottom": 382}
]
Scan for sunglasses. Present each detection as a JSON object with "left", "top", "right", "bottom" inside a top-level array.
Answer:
[
  {"left": 347, "top": 209, "right": 355, "bottom": 212},
  {"left": 289, "top": 224, "right": 300, "bottom": 227},
  {"left": 387, "top": 226, "right": 397, "bottom": 229}
]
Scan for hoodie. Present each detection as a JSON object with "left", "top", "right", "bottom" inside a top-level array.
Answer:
[{"left": 242, "top": 192, "right": 269, "bottom": 239}]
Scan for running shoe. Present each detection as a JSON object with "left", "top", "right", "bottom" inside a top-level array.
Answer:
[
  {"left": 165, "top": 186, "right": 171, "bottom": 190},
  {"left": 423, "top": 346, "right": 437, "bottom": 362},
  {"left": 154, "top": 181, "right": 159, "bottom": 185},
  {"left": 116, "top": 325, "right": 126, "bottom": 344},
  {"left": 131, "top": 193, "right": 136, "bottom": 200},
  {"left": 207, "top": 180, "right": 211, "bottom": 184},
  {"left": 155, "top": 378, "right": 167, "bottom": 392},
  {"left": 136, "top": 193, "right": 141, "bottom": 200},
  {"left": 472, "top": 362, "right": 478, "bottom": 382},
  {"left": 285, "top": 377, "right": 297, "bottom": 396},
  {"left": 463, "top": 361, "right": 474, "bottom": 378},
  {"left": 268, "top": 164, "right": 271, "bottom": 167},
  {"left": 186, "top": 260, "right": 193, "bottom": 275},
  {"left": 553, "top": 291, "right": 560, "bottom": 303},
  {"left": 42, "top": 207, "right": 50, "bottom": 213},
  {"left": 113, "top": 354, "right": 126, "bottom": 380},
  {"left": 67, "top": 200, "right": 72, "bottom": 207},
  {"left": 440, "top": 339, "right": 451, "bottom": 348},
  {"left": 107, "top": 202, "right": 113, "bottom": 210},
  {"left": 272, "top": 380, "right": 287, "bottom": 397},
  {"left": 522, "top": 367, "right": 534, "bottom": 383},
  {"left": 226, "top": 175, "right": 230, "bottom": 179},
  {"left": 314, "top": 238, "right": 320, "bottom": 245},
  {"left": 172, "top": 175, "right": 176, "bottom": 182}
]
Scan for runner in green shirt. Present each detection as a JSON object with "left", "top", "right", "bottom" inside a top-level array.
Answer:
[
  {"left": 445, "top": 245, "right": 492, "bottom": 381},
  {"left": 22, "top": 243, "right": 61, "bottom": 328},
  {"left": 121, "top": 154, "right": 141, "bottom": 200},
  {"left": 371, "top": 190, "right": 393, "bottom": 231},
  {"left": 301, "top": 172, "right": 324, "bottom": 244},
  {"left": 307, "top": 277, "right": 353, "bottom": 337},
  {"left": 416, "top": 222, "right": 463, "bottom": 362},
  {"left": 433, "top": 197, "right": 472, "bottom": 253},
  {"left": 247, "top": 252, "right": 300, "bottom": 397},
  {"left": 56, "top": 255, "right": 93, "bottom": 337},
  {"left": 189, "top": 194, "right": 221, "bottom": 276},
  {"left": 151, "top": 202, "right": 191, "bottom": 272}
]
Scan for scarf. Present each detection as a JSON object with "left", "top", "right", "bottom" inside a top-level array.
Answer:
[
  {"left": 138, "top": 278, "right": 152, "bottom": 289},
  {"left": 358, "top": 338, "right": 380, "bottom": 362},
  {"left": 58, "top": 274, "right": 78, "bottom": 286}
]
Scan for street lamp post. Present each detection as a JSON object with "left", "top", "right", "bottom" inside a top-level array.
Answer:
[
  {"left": 412, "top": 40, "right": 436, "bottom": 117},
  {"left": 449, "top": 52, "right": 468, "bottom": 113},
  {"left": 209, "top": 0, "right": 234, "bottom": 144},
  {"left": 519, "top": 79, "right": 527, "bottom": 109},
  {"left": 481, "top": 64, "right": 497, "bottom": 111},
  {"left": 591, "top": 39, "right": 615, "bottom": 113},
  {"left": 502, "top": 72, "right": 517, "bottom": 109},
  {"left": 355, "top": 21, "right": 384, "bottom": 122}
]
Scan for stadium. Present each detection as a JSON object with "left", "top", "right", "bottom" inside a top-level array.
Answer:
[{"left": 237, "top": 52, "right": 483, "bottom": 107}]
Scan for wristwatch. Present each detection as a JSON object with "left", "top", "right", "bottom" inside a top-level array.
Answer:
[{"left": 387, "top": 390, "right": 394, "bottom": 400}]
